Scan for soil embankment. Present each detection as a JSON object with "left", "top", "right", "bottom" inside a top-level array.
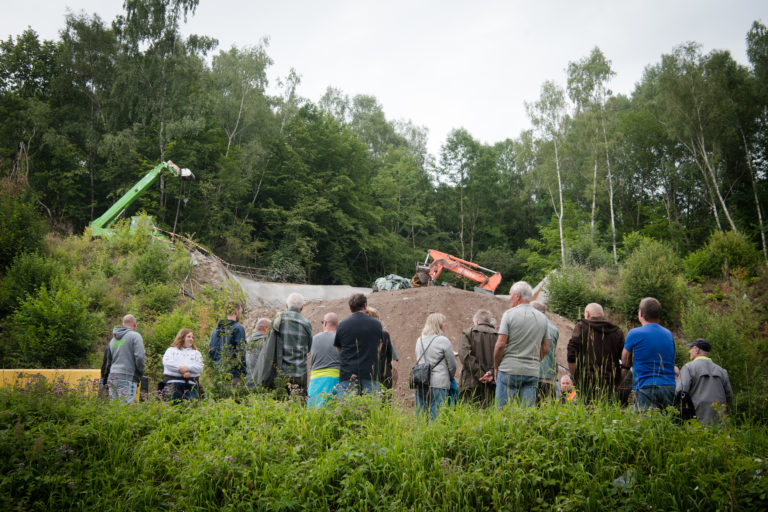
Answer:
[{"left": 192, "top": 252, "right": 574, "bottom": 404}]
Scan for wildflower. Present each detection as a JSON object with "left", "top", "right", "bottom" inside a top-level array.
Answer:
[
  {"left": 68, "top": 481, "right": 76, "bottom": 487},
  {"left": 17, "top": 462, "right": 25, "bottom": 469},
  {"left": 224, "top": 455, "right": 234, "bottom": 463}
]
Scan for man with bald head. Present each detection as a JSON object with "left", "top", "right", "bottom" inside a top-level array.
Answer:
[
  {"left": 307, "top": 312, "right": 341, "bottom": 407},
  {"left": 101, "top": 314, "right": 145, "bottom": 404},
  {"left": 566, "top": 303, "right": 625, "bottom": 403}
]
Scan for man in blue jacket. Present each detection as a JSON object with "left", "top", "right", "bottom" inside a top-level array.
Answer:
[{"left": 209, "top": 301, "right": 247, "bottom": 386}]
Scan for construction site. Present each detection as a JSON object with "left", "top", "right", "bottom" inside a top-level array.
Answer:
[{"left": 190, "top": 246, "right": 574, "bottom": 405}]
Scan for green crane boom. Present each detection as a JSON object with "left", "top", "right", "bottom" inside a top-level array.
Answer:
[{"left": 89, "top": 160, "right": 194, "bottom": 237}]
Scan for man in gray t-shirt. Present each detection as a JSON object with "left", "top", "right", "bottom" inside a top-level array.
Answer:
[
  {"left": 494, "top": 282, "right": 549, "bottom": 409},
  {"left": 308, "top": 312, "right": 341, "bottom": 407}
]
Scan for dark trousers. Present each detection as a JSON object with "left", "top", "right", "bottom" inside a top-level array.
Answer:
[{"left": 460, "top": 384, "right": 496, "bottom": 408}]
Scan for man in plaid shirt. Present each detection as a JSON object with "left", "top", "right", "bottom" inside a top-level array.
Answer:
[{"left": 274, "top": 292, "right": 313, "bottom": 396}]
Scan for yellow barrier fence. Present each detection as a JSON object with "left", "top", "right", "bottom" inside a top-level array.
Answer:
[{"left": 0, "top": 369, "right": 101, "bottom": 394}]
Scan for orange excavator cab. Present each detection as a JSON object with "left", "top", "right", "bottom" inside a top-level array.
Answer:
[{"left": 412, "top": 249, "right": 502, "bottom": 294}]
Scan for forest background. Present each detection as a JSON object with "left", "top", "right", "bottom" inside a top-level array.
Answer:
[
  {"left": 1, "top": 1, "right": 767, "bottom": 286},
  {"left": 1, "top": 0, "right": 768, "bottom": 407}
]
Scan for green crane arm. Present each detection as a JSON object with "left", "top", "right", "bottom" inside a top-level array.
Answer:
[{"left": 89, "top": 160, "right": 194, "bottom": 237}]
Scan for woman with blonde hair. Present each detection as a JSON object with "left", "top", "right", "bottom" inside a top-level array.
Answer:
[
  {"left": 414, "top": 313, "right": 457, "bottom": 419},
  {"left": 162, "top": 328, "right": 204, "bottom": 402}
]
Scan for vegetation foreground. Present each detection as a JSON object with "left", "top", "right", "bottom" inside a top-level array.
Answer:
[{"left": 1, "top": 383, "right": 767, "bottom": 511}]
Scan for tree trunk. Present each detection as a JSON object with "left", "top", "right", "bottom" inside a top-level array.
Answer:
[
  {"left": 600, "top": 115, "right": 617, "bottom": 264},
  {"left": 554, "top": 139, "right": 566, "bottom": 269},
  {"left": 696, "top": 134, "right": 737, "bottom": 232},
  {"left": 685, "top": 138, "right": 722, "bottom": 231},
  {"left": 590, "top": 129, "right": 598, "bottom": 240},
  {"left": 741, "top": 129, "right": 768, "bottom": 265}
]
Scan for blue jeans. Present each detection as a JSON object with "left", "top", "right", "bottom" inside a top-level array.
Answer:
[
  {"left": 165, "top": 382, "right": 199, "bottom": 403},
  {"left": 495, "top": 372, "right": 538, "bottom": 409},
  {"left": 337, "top": 379, "right": 381, "bottom": 396},
  {"left": 108, "top": 377, "right": 138, "bottom": 404},
  {"left": 635, "top": 385, "right": 675, "bottom": 411},
  {"left": 415, "top": 387, "right": 448, "bottom": 419}
]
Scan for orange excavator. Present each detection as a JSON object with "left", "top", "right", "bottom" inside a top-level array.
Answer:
[{"left": 411, "top": 249, "right": 502, "bottom": 294}]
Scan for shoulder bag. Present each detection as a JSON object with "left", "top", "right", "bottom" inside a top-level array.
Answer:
[{"left": 409, "top": 336, "right": 445, "bottom": 389}]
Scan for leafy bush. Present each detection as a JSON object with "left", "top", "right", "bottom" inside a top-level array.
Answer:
[
  {"left": 683, "top": 230, "right": 760, "bottom": 282},
  {"left": 682, "top": 282, "right": 768, "bottom": 421},
  {"left": 618, "top": 239, "right": 684, "bottom": 326},
  {"left": 138, "top": 282, "right": 179, "bottom": 316},
  {"left": 81, "top": 272, "right": 124, "bottom": 318},
  {"left": 9, "top": 282, "right": 105, "bottom": 368},
  {"left": 267, "top": 249, "right": 307, "bottom": 283},
  {"left": 546, "top": 267, "right": 603, "bottom": 321},
  {"left": 101, "top": 215, "right": 155, "bottom": 255},
  {"left": 0, "top": 193, "right": 48, "bottom": 272},
  {"left": 618, "top": 231, "right": 651, "bottom": 262},
  {"left": 131, "top": 243, "right": 172, "bottom": 287},
  {"left": 570, "top": 236, "right": 614, "bottom": 270},
  {"left": 0, "top": 252, "right": 64, "bottom": 317}
]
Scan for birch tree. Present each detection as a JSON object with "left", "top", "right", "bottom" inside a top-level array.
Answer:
[{"left": 526, "top": 81, "right": 569, "bottom": 269}]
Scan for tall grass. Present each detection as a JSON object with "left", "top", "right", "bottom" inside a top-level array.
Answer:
[{"left": 2, "top": 381, "right": 767, "bottom": 511}]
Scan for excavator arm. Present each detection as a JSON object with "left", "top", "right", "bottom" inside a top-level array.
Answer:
[
  {"left": 413, "top": 249, "right": 502, "bottom": 293},
  {"left": 89, "top": 160, "right": 194, "bottom": 237}
]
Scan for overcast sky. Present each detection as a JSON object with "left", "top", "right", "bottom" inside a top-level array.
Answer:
[{"left": 1, "top": 1, "right": 766, "bottom": 156}]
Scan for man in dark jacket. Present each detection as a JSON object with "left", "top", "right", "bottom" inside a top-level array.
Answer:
[
  {"left": 209, "top": 301, "right": 247, "bottom": 386},
  {"left": 567, "top": 303, "right": 625, "bottom": 403},
  {"left": 334, "top": 293, "right": 383, "bottom": 395},
  {"left": 101, "top": 314, "right": 145, "bottom": 403},
  {"left": 459, "top": 309, "right": 497, "bottom": 407}
]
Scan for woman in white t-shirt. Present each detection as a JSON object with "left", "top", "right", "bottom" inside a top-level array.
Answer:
[{"left": 162, "top": 328, "right": 204, "bottom": 402}]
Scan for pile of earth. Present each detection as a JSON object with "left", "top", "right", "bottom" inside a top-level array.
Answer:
[{"left": 244, "top": 285, "right": 574, "bottom": 405}]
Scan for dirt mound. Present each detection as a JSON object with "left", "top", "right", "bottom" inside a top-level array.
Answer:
[{"left": 300, "top": 286, "right": 574, "bottom": 404}]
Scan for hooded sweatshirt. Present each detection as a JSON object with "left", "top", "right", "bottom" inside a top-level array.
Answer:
[
  {"left": 107, "top": 325, "right": 146, "bottom": 383},
  {"left": 567, "top": 317, "right": 624, "bottom": 391}
]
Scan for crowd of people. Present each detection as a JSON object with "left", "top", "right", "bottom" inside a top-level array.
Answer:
[{"left": 100, "top": 283, "right": 733, "bottom": 424}]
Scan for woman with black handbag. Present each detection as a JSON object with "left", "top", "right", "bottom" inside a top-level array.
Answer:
[{"left": 413, "top": 313, "right": 457, "bottom": 419}]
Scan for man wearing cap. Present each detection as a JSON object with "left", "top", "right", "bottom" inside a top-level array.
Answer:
[{"left": 676, "top": 338, "right": 733, "bottom": 424}]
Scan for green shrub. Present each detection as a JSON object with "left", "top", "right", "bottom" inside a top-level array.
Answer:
[
  {"left": 682, "top": 248, "right": 710, "bottom": 282},
  {"left": 102, "top": 215, "right": 155, "bottom": 255},
  {"left": 546, "top": 266, "right": 603, "bottom": 321},
  {"left": 683, "top": 230, "right": 760, "bottom": 282},
  {"left": 0, "top": 193, "right": 48, "bottom": 272},
  {"left": 0, "top": 252, "right": 64, "bottom": 317},
  {"left": 82, "top": 272, "right": 124, "bottom": 318},
  {"left": 682, "top": 282, "right": 768, "bottom": 421},
  {"left": 618, "top": 231, "right": 651, "bottom": 262},
  {"left": 131, "top": 243, "right": 172, "bottom": 287},
  {"left": 618, "top": 239, "right": 684, "bottom": 326},
  {"left": 9, "top": 282, "right": 105, "bottom": 368},
  {"left": 138, "top": 282, "right": 179, "bottom": 316},
  {"left": 570, "top": 236, "right": 614, "bottom": 270}
]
